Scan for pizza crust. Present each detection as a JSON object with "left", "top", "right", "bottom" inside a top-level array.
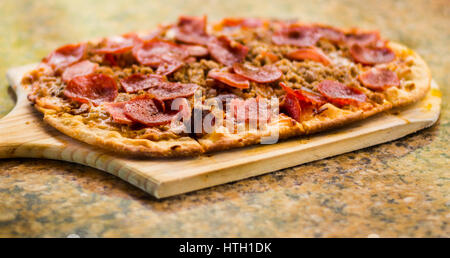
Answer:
[
  {"left": 384, "top": 42, "right": 431, "bottom": 107},
  {"left": 197, "top": 114, "right": 303, "bottom": 152},
  {"left": 36, "top": 106, "right": 204, "bottom": 158}
]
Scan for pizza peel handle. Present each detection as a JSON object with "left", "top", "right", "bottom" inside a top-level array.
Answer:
[
  {"left": 0, "top": 64, "right": 67, "bottom": 158},
  {"left": 0, "top": 64, "right": 442, "bottom": 198}
]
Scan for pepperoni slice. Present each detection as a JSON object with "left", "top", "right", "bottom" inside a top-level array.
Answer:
[
  {"left": 280, "top": 82, "right": 326, "bottom": 107},
  {"left": 286, "top": 47, "right": 332, "bottom": 66},
  {"left": 94, "top": 34, "right": 137, "bottom": 54},
  {"left": 132, "top": 39, "right": 188, "bottom": 75},
  {"left": 272, "top": 25, "right": 320, "bottom": 47},
  {"left": 155, "top": 57, "right": 184, "bottom": 76},
  {"left": 62, "top": 60, "right": 98, "bottom": 83},
  {"left": 315, "top": 25, "right": 345, "bottom": 43},
  {"left": 317, "top": 80, "right": 366, "bottom": 106},
  {"left": 64, "top": 74, "right": 118, "bottom": 106},
  {"left": 103, "top": 101, "right": 133, "bottom": 124},
  {"left": 120, "top": 73, "right": 165, "bottom": 93},
  {"left": 232, "top": 63, "right": 282, "bottom": 83},
  {"left": 182, "top": 45, "right": 209, "bottom": 57},
  {"left": 350, "top": 44, "right": 395, "bottom": 65},
  {"left": 345, "top": 31, "right": 381, "bottom": 47},
  {"left": 207, "top": 36, "right": 249, "bottom": 66},
  {"left": 296, "top": 87, "right": 327, "bottom": 106},
  {"left": 43, "top": 43, "right": 87, "bottom": 71},
  {"left": 282, "top": 93, "right": 302, "bottom": 121},
  {"left": 174, "top": 15, "right": 210, "bottom": 45},
  {"left": 358, "top": 68, "right": 400, "bottom": 91},
  {"left": 147, "top": 81, "right": 198, "bottom": 101},
  {"left": 132, "top": 39, "right": 187, "bottom": 66},
  {"left": 103, "top": 53, "right": 118, "bottom": 66},
  {"left": 124, "top": 96, "right": 176, "bottom": 126},
  {"left": 208, "top": 69, "right": 250, "bottom": 89},
  {"left": 279, "top": 82, "right": 297, "bottom": 95}
]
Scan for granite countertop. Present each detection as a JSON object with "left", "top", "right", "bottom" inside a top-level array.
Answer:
[{"left": 0, "top": 0, "right": 448, "bottom": 237}]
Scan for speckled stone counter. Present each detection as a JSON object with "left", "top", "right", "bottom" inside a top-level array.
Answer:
[{"left": 0, "top": 0, "right": 448, "bottom": 237}]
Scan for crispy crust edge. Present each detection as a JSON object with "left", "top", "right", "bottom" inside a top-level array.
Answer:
[
  {"left": 385, "top": 41, "right": 432, "bottom": 107},
  {"left": 197, "top": 114, "right": 303, "bottom": 152},
  {"left": 36, "top": 106, "right": 204, "bottom": 158}
]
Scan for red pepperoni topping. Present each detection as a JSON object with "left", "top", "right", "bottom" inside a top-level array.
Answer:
[
  {"left": 358, "top": 68, "right": 400, "bottom": 91},
  {"left": 155, "top": 57, "right": 184, "bottom": 76},
  {"left": 182, "top": 45, "right": 209, "bottom": 57},
  {"left": 123, "top": 96, "right": 176, "bottom": 126},
  {"left": 280, "top": 82, "right": 326, "bottom": 107},
  {"left": 345, "top": 31, "right": 381, "bottom": 47},
  {"left": 232, "top": 63, "right": 282, "bottom": 83},
  {"left": 207, "top": 36, "right": 249, "bottom": 66},
  {"left": 94, "top": 34, "right": 138, "bottom": 54},
  {"left": 317, "top": 80, "right": 366, "bottom": 106},
  {"left": 350, "top": 45, "right": 395, "bottom": 65},
  {"left": 315, "top": 25, "right": 345, "bottom": 43},
  {"left": 282, "top": 93, "right": 302, "bottom": 121},
  {"left": 279, "top": 82, "right": 296, "bottom": 95},
  {"left": 43, "top": 43, "right": 87, "bottom": 71},
  {"left": 174, "top": 15, "right": 210, "bottom": 45},
  {"left": 147, "top": 81, "right": 198, "bottom": 101},
  {"left": 272, "top": 25, "right": 320, "bottom": 47},
  {"left": 120, "top": 74, "right": 165, "bottom": 93},
  {"left": 296, "top": 87, "right": 327, "bottom": 106},
  {"left": 208, "top": 69, "right": 250, "bottom": 89},
  {"left": 286, "top": 47, "right": 332, "bottom": 66},
  {"left": 229, "top": 98, "right": 271, "bottom": 123},
  {"left": 132, "top": 39, "right": 188, "bottom": 75},
  {"left": 103, "top": 53, "right": 118, "bottom": 66},
  {"left": 132, "top": 39, "right": 187, "bottom": 66},
  {"left": 62, "top": 60, "right": 98, "bottom": 83},
  {"left": 103, "top": 102, "right": 133, "bottom": 124},
  {"left": 120, "top": 73, "right": 198, "bottom": 100},
  {"left": 64, "top": 74, "right": 118, "bottom": 106}
]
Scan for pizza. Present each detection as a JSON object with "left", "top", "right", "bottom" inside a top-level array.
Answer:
[{"left": 23, "top": 16, "right": 431, "bottom": 157}]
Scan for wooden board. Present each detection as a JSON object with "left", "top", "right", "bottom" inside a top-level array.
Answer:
[{"left": 1, "top": 64, "right": 441, "bottom": 198}]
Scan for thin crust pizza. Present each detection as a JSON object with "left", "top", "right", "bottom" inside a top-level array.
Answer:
[{"left": 22, "top": 16, "right": 431, "bottom": 157}]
